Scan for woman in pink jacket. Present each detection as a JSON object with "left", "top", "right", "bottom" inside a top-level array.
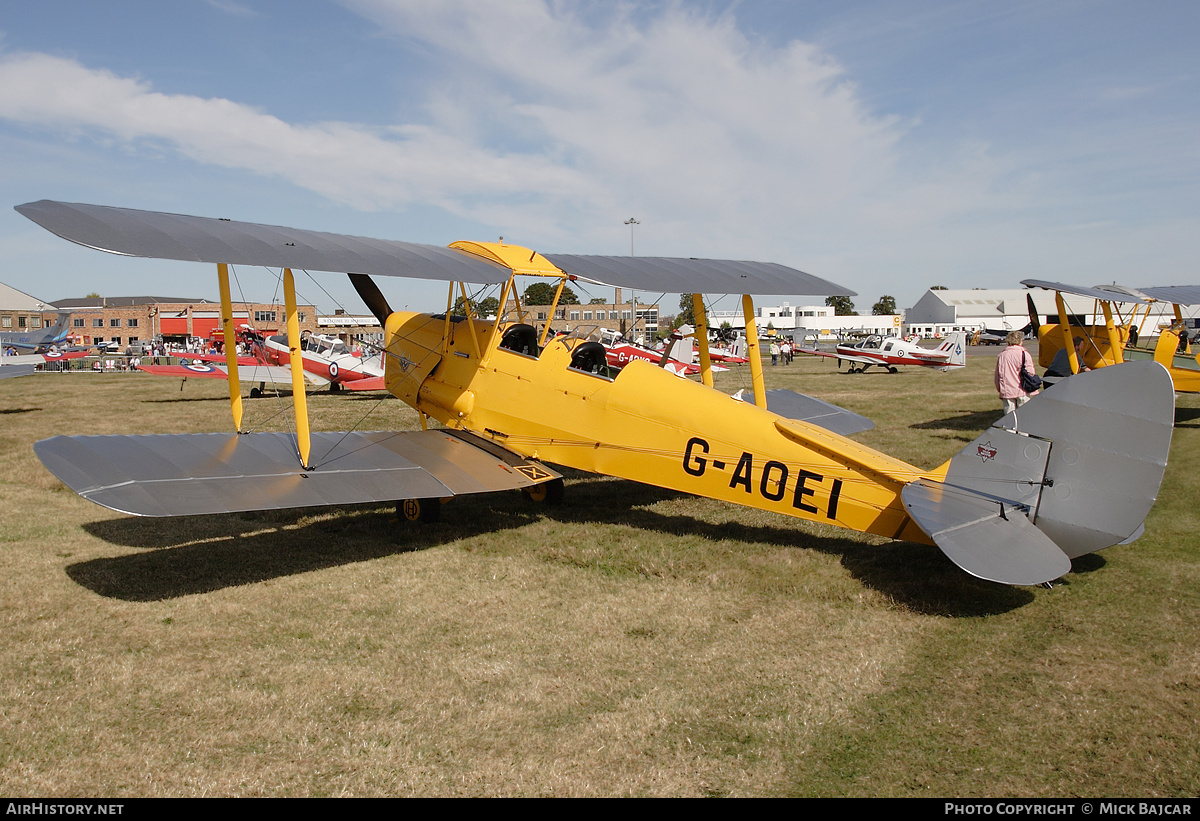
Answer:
[{"left": 995, "top": 331, "right": 1039, "bottom": 415}]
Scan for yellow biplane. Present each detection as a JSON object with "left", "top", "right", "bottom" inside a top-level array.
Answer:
[
  {"left": 16, "top": 201, "right": 1177, "bottom": 586},
  {"left": 1023, "top": 279, "right": 1200, "bottom": 393}
]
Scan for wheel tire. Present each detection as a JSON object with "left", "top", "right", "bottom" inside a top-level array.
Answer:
[
  {"left": 250, "top": 387, "right": 262, "bottom": 398},
  {"left": 523, "top": 478, "right": 565, "bottom": 505},
  {"left": 398, "top": 497, "right": 441, "bottom": 523}
]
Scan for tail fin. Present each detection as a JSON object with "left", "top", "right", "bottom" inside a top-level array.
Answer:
[
  {"left": 662, "top": 325, "right": 696, "bottom": 364},
  {"left": 902, "top": 361, "right": 1174, "bottom": 584},
  {"left": 936, "top": 331, "right": 967, "bottom": 369}
]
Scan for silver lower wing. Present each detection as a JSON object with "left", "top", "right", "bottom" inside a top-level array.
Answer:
[
  {"left": 34, "top": 429, "right": 560, "bottom": 517},
  {"left": 764, "top": 389, "right": 875, "bottom": 435}
]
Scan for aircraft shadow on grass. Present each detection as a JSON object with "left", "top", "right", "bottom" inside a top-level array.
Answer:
[
  {"left": 1172, "top": 407, "right": 1200, "bottom": 428},
  {"left": 909, "top": 409, "right": 1002, "bottom": 432},
  {"left": 72, "top": 471, "right": 1035, "bottom": 616}
]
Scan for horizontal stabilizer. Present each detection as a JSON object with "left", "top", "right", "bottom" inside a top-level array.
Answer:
[
  {"left": 34, "top": 429, "right": 559, "bottom": 517},
  {"left": 902, "top": 479, "right": 1070, "bottom": 585},
  {"left": 763, "top": 389, "right": 875, "bottom": 435},
  {"left": 907, "top": 361, "right": 1174, "bottom": 584},
  {"left": 971, "top": 360, "right": 1173, "bottom": 558}
]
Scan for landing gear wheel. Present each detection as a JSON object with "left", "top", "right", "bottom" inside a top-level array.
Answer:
[
  {"left": 398, "top": 497, "right": 441, "bottom": 523},
  {"left": 330, "top": 382, "right": 343, "bottom": 393},
  {"left": 523, "top": 478, "right": 565, "bottom": 505},
  {"left": 250, "top": 387, "right": 262, "bottom": 398}
]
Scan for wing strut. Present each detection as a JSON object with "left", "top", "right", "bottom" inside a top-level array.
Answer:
[
  {"left": 283, "top": 268, "right": 312, "bottom": 468},
  {"left": 216, "top": 263, "right": 244, "bottom": 432},
  {"left": 1099, "top": 300, "right": 1125, "bottom": 366},
  {"left": 742, "top": 294, "right": 767, "bottom": 407},
  {"left": 692, "top": 293, "right": 714, "bottom": 388},
  {"left": 1054, "top": 291, "right": 1082, "bottom": 375}
]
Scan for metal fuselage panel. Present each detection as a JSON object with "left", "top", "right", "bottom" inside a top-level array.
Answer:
[{"left": 385, "top": 312, "right": 932, "bottom": 543}]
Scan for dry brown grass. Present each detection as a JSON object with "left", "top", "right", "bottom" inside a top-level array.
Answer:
[{"left": 0, "top": 355, "right": 1197, "bottom": 797}]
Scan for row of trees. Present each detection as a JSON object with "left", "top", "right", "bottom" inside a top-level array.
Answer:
[
  {"left": 454, "top": 285, "right": 907, "bottom": 336},
  {"left": 825, "top": 295, "right": 897, "bottom": 316}
]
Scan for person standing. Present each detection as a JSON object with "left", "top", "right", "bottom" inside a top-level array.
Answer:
[{"left": 995, "top": 331, "right": 1038, "bottom": 415}]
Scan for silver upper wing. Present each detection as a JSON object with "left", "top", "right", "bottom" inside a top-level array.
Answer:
[
  {"left": 542, "top": 253, "right": 852, "bottom": 296},
  {"left": 16, "top": 200, "right": 853, "bottom": 296},
  {"left": 1140, "top": 285, "right": 1200, "bottom": 306},
  {"left": 1021, "top": 279, "right": 1151, "bottom": 304}
]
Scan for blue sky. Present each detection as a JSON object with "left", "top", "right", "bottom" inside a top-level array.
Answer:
[{"left": 1, "top": 0, "right": 1197, "bottom": 315}]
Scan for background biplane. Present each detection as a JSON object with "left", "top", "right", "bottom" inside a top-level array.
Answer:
[
  {"left": 15, "top": 200, "right": 1176, "bottom": 586},
  {"left": 140, "top": 329, "right": 386, "bottom": 395},
  {"left": 1022, "top": 279, "right": 1200, "bottom": 393},
  {"left": 260, "top": 331, "right": 387, "bottom": 392}
]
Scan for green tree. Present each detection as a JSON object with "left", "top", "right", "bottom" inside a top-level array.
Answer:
[
  {"left": 871, "top": 295, "right": 897, "bottom": 315},
  {"left": 588, "top": 297, "right": 607, "bottom": 305},
  {"left": 930, "top": 285, "right": 948, "bottom": 291},
  {"left": 523, "top": 282, "right": 579, "bottom": 306},
  {"left": 825, "top": 295, "right": 857, "bottom": 316},
  {"left": 452, "top": 296, "right": 500, "bottom": 317},
  {"left": 675, "top": 293, "right": 696, "bottom": 328}
]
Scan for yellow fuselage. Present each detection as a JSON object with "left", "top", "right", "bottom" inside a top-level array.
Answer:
[{"left": 384, "top": 310, "right": 935, "bottom": 544}]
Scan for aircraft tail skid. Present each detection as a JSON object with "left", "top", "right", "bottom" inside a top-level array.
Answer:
[{"left": 903, "top": 360, "right": 1174, "bottom": 584}]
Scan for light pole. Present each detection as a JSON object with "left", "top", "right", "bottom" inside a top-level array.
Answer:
[{"left": 623, "top": 218, "right": 640, "bottom": 338}]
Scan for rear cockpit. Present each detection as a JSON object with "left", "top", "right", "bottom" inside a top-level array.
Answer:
[{"left": 493, "top": 319, "right": 615, "bottom": 380}]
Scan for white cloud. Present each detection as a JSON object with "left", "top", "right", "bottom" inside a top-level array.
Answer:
[
  {"left": 0, "top": 50, "right": 589, "bottom": 212},
  {"left": 0, "top": 3, "right": 956, "bottom": 254},
  {"left": 204, "top": 0, "right": 260, "bottom": 17}
]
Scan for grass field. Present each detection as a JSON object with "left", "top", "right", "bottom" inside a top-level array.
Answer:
[{"left": 1, "top": 351, "right": 1197, "bottom": 797}]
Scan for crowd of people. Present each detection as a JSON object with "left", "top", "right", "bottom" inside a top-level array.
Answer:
[{"left": 768, "top": 338, "right": 794, "bottom": 365}]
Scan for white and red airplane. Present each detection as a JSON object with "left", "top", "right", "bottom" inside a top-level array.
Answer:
[
  {"left": 139, "top": 328, "right": 386, "bottom": 394},
  {"left": 260, "top": 331, "right": 386, "bottom": 391},
  {"left": 599, "top": 327, "right": 727, "bottom": 378},
  {"left": 799, "top": 332, "right": 968, "bottom": 373},
  {"left": 0, "top": 348, "right": 88, "bottom": 378}
]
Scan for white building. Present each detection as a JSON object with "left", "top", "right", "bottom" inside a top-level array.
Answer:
[
  {"left": 905, "top": 288, "right": 1200, "bottom": 339},
  {"left": 706, "top": 302, "right": 902, "bottom": 340}
]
